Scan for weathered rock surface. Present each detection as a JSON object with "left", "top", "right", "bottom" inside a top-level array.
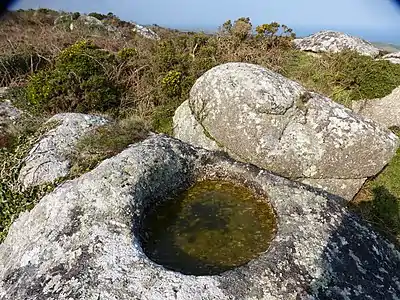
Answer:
[
  {"left": 173, "top": 63, "right": 398, "bottom": 200},
  {"left": 0, "top": 88, "right": 22, "bottom": 147},
  {"left": 132, "top": 23, "right": 160, "bottom": 40},
  {"left": 294, "top": 30, "right": 380, "bottom": 57},
  {"left": 76, "top": 15, "right": 103, "bottom": 28},
  {"left": 352, "top": 86, "right": 400, "bottom": 129},
  {"left": 173, "top": 100, "right": 221, "bottom": 152},
  {"left": 0, "top": 87, "right": 22, "bottom": 127},
  {"left": 1, "top": 134, "right": 399, "bottom": 299},
  {"left": 54, "top": 14, "right": 73, "bottom": 27},
  {"left": 18, "top": 113, "right": 109, "bottom": 189},
  {"left": 0, "top": 96, "right": 21, "bottom": 127},
  {"left": 381, "top": 51, "right": 400, "bottom": 64},
  {"left": 55, "top": 14, "right": 121, "bottom": 37}
]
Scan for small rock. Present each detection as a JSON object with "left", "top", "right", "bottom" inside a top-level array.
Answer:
[
  {"left": 0, "top": 100, "right": 22, "bottom": 126},
  {"left": 294, "top": 30, "right": 380, "bottom": 57},
  {"left": 18, "top": 113, "right": 109, "bottom": 189},
  {"left": 352, "top": 86, "right": 400, "bottom": 129}
]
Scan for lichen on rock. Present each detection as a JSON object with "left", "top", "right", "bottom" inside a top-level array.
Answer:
[
  {"left": 0, "top": 135, "right": 399, "bottom": 299},
  {"left": 174, "top": 62, "right": 398, "bottom": 200},
  {"left": 18, "top": 113, "right": 109, "bottom": 189},
  {"left": 293, "top": 30, "right": 381, "bottom": 57}
]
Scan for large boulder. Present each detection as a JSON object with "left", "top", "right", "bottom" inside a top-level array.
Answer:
[
  {"left": 352, "top": 86, "right": 400, "bottom": 128},
  {"left": 1, "top": 135, "right": 400, "bottom": 299},
  {"left": 381, "top": 51, "right": 400, "bottom": 64},
  {"left": 76, "top": 15, "right": 104, "bottom": 28},
  {"left": 54, "top": 14, "right": 74, "bottom": 30},
  {"left": 294, "top": 30, "right": 380, "bottom": 57},
  {"left": 173, "top": 63, "right": 398, "bottom": 200},
  {"left": 18, "top": 113, "right": 109, "bottom": 189}
]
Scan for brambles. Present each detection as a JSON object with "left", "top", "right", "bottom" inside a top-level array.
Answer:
[
  {"left": 328, "top": 50, "right": 400, "bottom": 101},
  {"left": 281, "top": 49, "right": 400, "bottom": 106},
  {"left": 0, "top": 51, "right": 49, "bottom": 86}
]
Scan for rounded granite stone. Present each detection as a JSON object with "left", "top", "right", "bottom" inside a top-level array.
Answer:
[{"left": 0, "top": 135, "right": 399, "bottom": 299}]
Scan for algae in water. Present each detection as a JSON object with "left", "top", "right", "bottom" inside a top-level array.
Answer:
[{"left": 141, "top": 180, "right": 277, "bottom": 275}]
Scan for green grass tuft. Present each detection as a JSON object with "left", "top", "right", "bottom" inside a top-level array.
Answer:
[
  {"left": 351, "top": 131, "right": 400, "bottom": 244},
  {"left": 68, "top": 116, "right": 149, "bottom": 177}
]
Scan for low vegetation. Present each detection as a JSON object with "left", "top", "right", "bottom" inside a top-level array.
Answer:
[
  {"left": 26, "top": 40, "right": 120, "bottom": 114},
  {"left": 352, "top": 128, "right": 400, "bottom": 244},
  {"left": 68, "top": 116, "right": 149, "bottom": 177},
  {"left": 0, "top": 117, "right": 58, "bottom": 241},
  {"left": 0, "top": 9, "right": 400, "bottom": 243}
]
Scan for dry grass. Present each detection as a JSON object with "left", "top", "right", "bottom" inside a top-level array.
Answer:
[{"left": 2, "top": 10, "right": 400, "bottom": 244}]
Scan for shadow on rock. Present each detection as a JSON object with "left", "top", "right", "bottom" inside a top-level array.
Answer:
[
  {"left": 353, "top": 186, "right": 400, "bottom": 243},
  {"left": 306, "top": 188, "right": 400, "bottom": 299}
]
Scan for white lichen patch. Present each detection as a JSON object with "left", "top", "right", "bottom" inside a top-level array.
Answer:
[{"left": 174, "top": 63, "right": 398, "bottom": 199}]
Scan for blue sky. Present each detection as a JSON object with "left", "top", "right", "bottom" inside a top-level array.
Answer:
[{"left": 10, "top": 0, "right": 400, "bottom": 43}]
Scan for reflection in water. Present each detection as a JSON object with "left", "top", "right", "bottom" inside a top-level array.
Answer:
[{"left": 141, "top": 180, "right": 277, "bottom": 275}]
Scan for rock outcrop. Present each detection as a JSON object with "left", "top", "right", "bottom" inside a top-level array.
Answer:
[
  {"left": 381, "top": 51, "right": 400, "bottom": 64},
  {"left": 75, "top": 15, "right": 103, "bottom": 28},
  {"left": 132, "top": 23, "right": 160, "bottom": 40},
  {"left": 173, "top": 63, "right": 398, "bottom": 200},
  {"left": 0, "top": 134, "right": 399, "bottom": 299},
  {"left": 0, "top": 88, "right": 21, "bottom": 127},
  {"left": 352, "top": 86, "right": 400, "bottom": 129},
  {"left": 54, "top": 14, "right": 121, "bottom": 37},
  {"left": 54, "top": 14, "right": 158, "bottom": 40},
  {"left": 18, "top": 113, "right": 109, "bottom": 189},
  {"left": 294, "top": 30, "right": 380, "bottom": 57}
]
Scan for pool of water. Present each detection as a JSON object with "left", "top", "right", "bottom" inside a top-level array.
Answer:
[{"left": 140, "top": 180, "right": 277, "bottom": 275}]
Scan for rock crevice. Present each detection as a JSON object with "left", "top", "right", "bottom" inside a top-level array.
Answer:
[{"left": 174, "top": 63, "right": 398, "bottom": 200}]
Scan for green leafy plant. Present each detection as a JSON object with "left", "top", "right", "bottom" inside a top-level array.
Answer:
[
  {"left": 117, "top": 48, "right": 138, "bottom": 61},
  {"left": 88, "top": 12, "right": 108, "bottom": 20},
  {"left": 328, "top": 50, "right": 400, "bottom": 101},
  {"left": 232, "top": 17, "right": 252, "bottom": 41},
  {"left": 255, "top": 22, "right": 296, "bottom": 48},
  {"left": 162, "top": 70, "right": 182, "bottom": 97},
  {"left": 71, "top": 12, "right": 80, "bottom": 20},
  {"left": 0, "top": 118, "right": 59, "bottom": 242},
  {"left": 26, "top": 40, "right": 121, "bottom": 114}
]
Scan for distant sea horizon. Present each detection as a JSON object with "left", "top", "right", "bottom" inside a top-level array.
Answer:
[{"left": 150, "top": 23, "right": 400, "bottom": 45}]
